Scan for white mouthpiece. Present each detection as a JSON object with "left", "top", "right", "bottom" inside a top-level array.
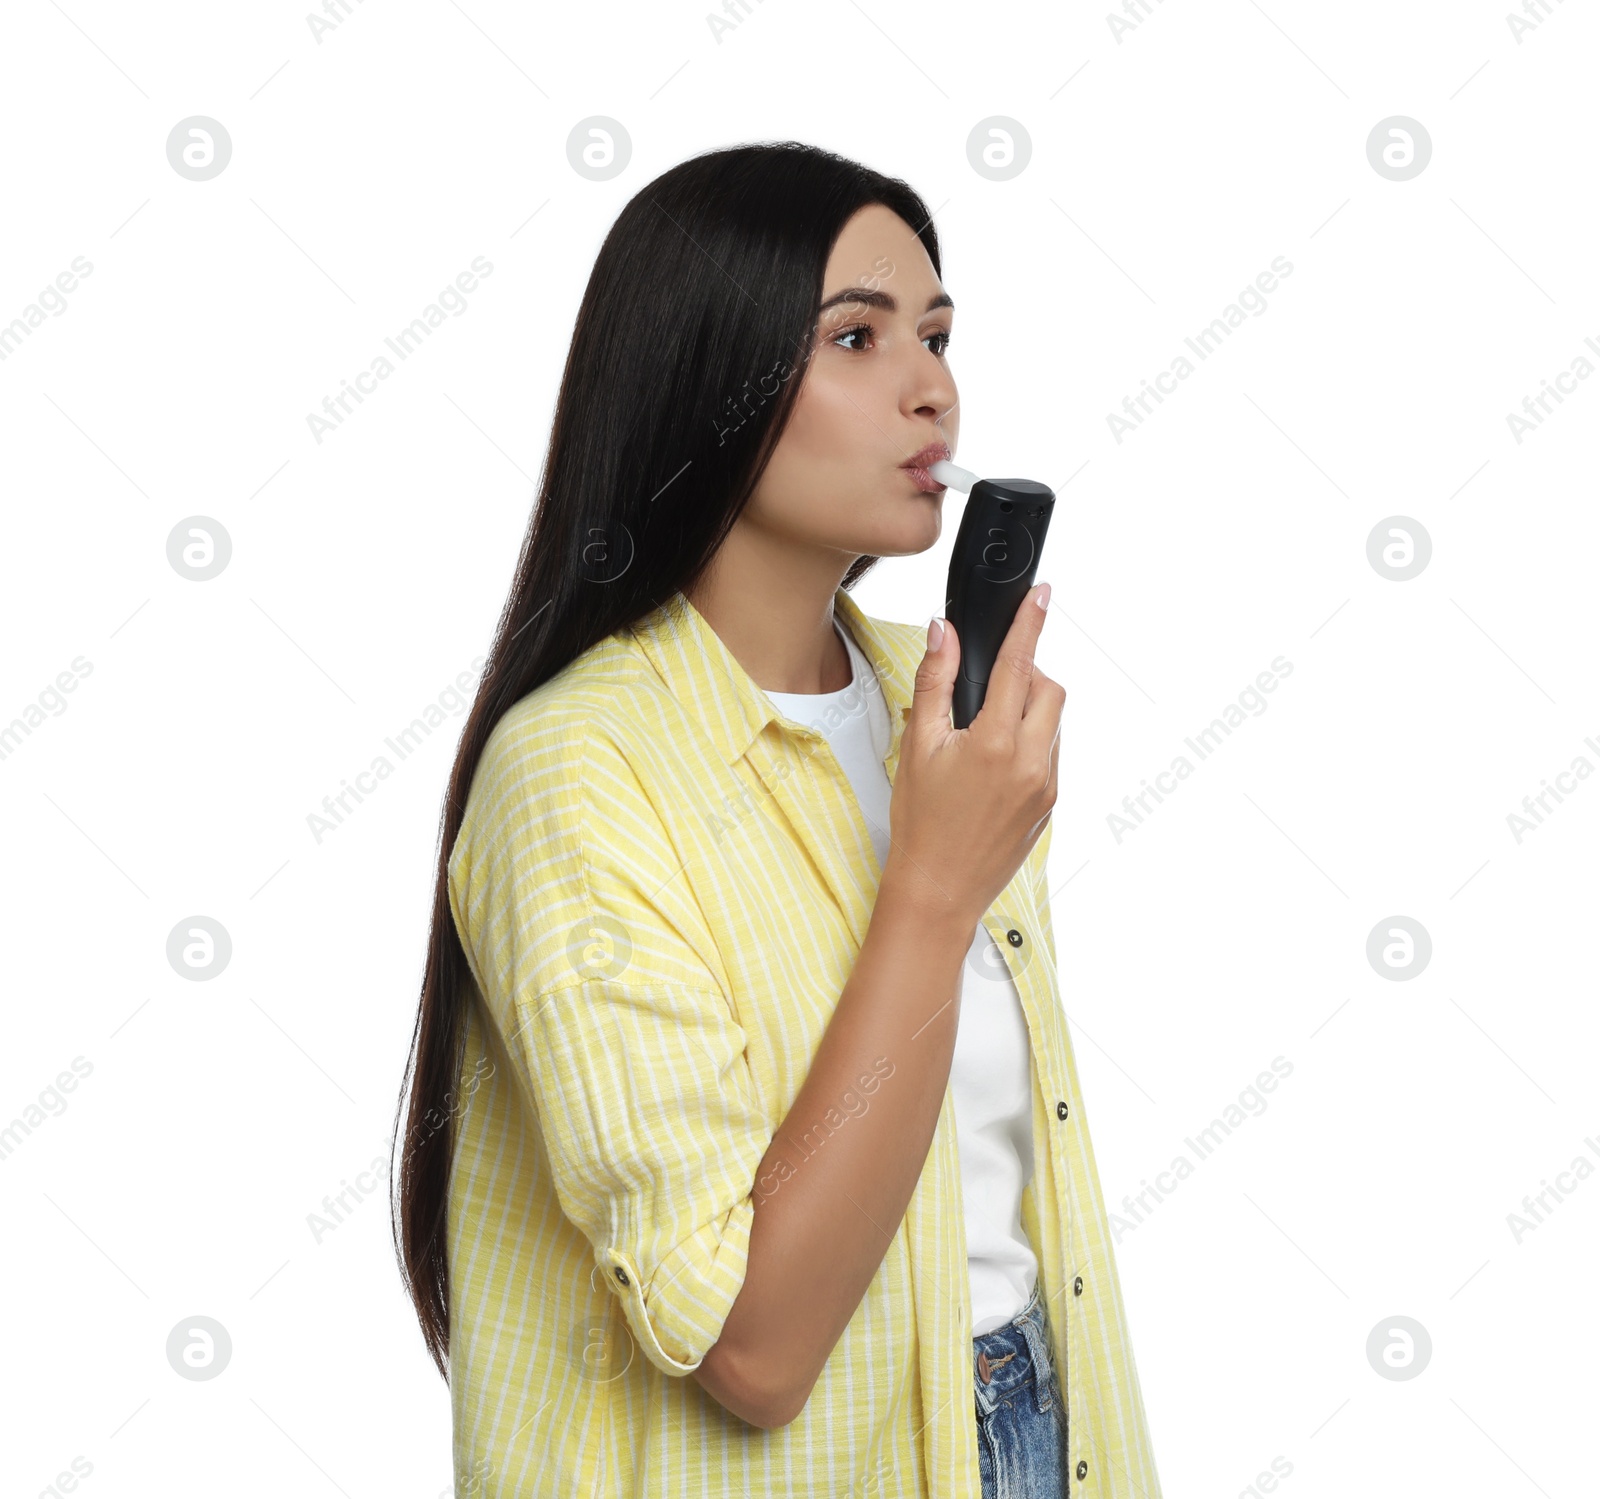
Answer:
[{"left": 928, "top": 459, "right": 978, "bottom": 492}]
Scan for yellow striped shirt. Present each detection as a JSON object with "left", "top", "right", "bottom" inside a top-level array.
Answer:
[{"left": 445, "top": 585, "right": 1164, "bottom": 1497}]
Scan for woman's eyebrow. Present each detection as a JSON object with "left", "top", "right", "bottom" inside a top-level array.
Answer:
[{"left": 817, "top": 288, "right": 955, "bottom": 315}]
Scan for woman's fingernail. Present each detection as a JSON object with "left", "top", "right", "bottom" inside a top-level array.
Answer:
[
  {"left": 1035, "top": 582, "right": 1051, "bottom": 610},
  {"left": 927, "top": 616, "right": 945, "bottom": 651}
]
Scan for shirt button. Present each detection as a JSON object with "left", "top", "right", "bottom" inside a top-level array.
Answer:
[
  {"left": 1076, "top": 1460, "right": 1088, "bottom": 1480},
  {"left": 1006, "top": 929, "right": 1024, "bottom": 947},
  {"left": 1056, "top": 1100, "right": 1069, "bottom": 1120},
  {"left": 1074, "top": 1275, "right": 1084, "bottom": 1296},
  {"left": 614, "top": 1267, "right": 630, "bottom": 1287}
]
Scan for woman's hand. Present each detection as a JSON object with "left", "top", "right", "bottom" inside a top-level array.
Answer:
[{"left": 879, "top": 583, "right": 1064, "bottom": 935}]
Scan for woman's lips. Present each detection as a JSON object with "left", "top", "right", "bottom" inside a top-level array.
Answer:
[{"left": 900, "top": 440, "right": 951, "bottom": 493}]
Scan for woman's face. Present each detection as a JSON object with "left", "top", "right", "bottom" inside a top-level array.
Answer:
[{"left": 742, "top": 202, "right": 960, "bottom": 564}]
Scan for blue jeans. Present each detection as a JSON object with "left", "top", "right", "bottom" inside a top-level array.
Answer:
[{"left": 973, "top": 1278, "right": 1067, "bottom": 1499}]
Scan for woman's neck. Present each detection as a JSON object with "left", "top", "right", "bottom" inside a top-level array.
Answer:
[{"left": 684, "top": 521, "right": 854, "bottom": 694}]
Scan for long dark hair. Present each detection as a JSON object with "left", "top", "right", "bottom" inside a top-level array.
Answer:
[{"left": 391, "top": 139, "right": 941, "bottom": 1378}]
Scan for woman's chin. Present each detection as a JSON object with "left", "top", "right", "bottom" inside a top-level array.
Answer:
[{"left": 852, "top": 511, "right": 944, "bottom": 559}]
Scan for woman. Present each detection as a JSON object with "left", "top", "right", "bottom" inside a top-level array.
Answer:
[{"left": 394, "top": 141, "right": 1163, "bottom": 1499}]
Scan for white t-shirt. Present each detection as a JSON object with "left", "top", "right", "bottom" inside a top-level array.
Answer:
[{"left": 764, "top": 617, "right": 1039, "bottom": 1334}]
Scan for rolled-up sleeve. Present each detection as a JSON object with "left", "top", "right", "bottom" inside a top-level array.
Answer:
[
  {"left": 447, "top": 707, "right": 768, "bottom": 1377},
  {"left": 509, "top": 979, "right": 760, "bottom": 1373}
]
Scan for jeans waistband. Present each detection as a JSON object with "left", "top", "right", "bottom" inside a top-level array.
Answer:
[{"left": 972, "top": 1278, "right": 1055, "bottom": 1417}]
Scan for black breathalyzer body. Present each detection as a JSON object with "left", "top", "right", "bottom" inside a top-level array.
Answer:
[{"left": 942, "top": 477, "right": 1056, "bottom": 730}]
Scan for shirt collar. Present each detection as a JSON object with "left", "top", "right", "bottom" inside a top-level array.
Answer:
[{"left": 628, "top": 585, "right": 919, "bottom": 769}]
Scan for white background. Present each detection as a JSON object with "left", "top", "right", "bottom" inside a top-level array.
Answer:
[{"left": 2, "top": 0, "right": 1596, "bottom": 1495}]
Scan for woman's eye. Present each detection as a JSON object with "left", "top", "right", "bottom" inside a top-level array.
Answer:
[{"left": 829, "top": 324, "right": 952, "bottom": 355}]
